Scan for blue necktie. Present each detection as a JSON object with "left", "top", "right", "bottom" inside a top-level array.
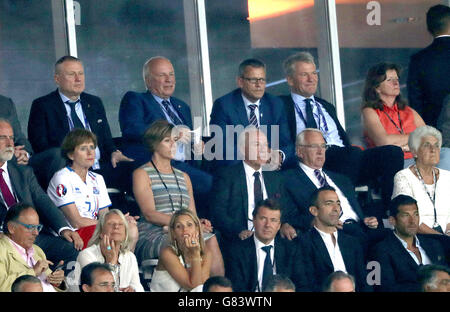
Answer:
[
  {"left": 304, "top": 98, "right": 317, "bottom": 128},
  {"left": 162, "top": 100, "right": 183, "bottom": 125},
  {"left": 66, "top": 100, "right": 84, "bottom": 129},
  {"left": 261, "top": 245, "right": 273, "bottom": 290},
  {"left": 248, "top": 104, "right": 259, "bottom": 128},
  {"left": 314, "top": 169, "right": 329, "bottom": 187},
  {"left": 253, "top": 172, "right": 263, "bottom": 209}
]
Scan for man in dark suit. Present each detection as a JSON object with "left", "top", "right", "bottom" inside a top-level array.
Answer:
[
  {"left": 0, "top": 119, "right": 83, "bottom": 271},
  {"left": 209, "top": 58, "right": 294, "bottom": 170},
  {"left": 0, "top": 95, "right": 32, "bottom": 165},
  {"left": 281, "top": 52, "right": 403, "bottom": 212},
  {"left": 370, "top": 195, "right": 447, "bottom": 292},
  {"left": 437, "top": 94, "right": 450, "bottom": 171},
  {"left": 283, "top": 128, "right": 379, "bottom": 243},
  {"left": 300, "top": 186, "right": 372, "bottom": 292},
  {"left": 407, "top": 4, "right": 450, "bottom": 128},
  {"left": 210, "top": 128, "right": 297, "bottom": 256},
  {"left": 27, "top": 55, "right": 133, "bottom": 190},
  {"left": 227, "top": 199, "right": 310, "bottom": 292},
  {"left": 119, "top": 56, "right": 212, "bottom": 211}
]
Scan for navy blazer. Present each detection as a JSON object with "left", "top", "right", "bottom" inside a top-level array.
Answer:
[
  {"left": 0, "top": 95, "right": 33, "bottom": 154},
  {"left": 282, "top": 165, "right": 365, "bottom": 231},
  {"left": 210, "top": 162, "right": 290, "bottom": 242},
  {"left": 28, "top": 90, "right": 116, "bottom": 160},
  {"left": 210, "top": 89, "right": 294, "bottom": 168},
  {"left": 300, "top": 227, "right": 371, "bottom": 292},
  {"left": 0, "top": 161, "right": 69, "bottom": 234},
  {"left": 228, "top": 234, "right": 310, "bottom": 292},
  {"left": 407, "top": 37, "right": 450, "bottom": 127},
  {"left": 119, "top": 90, "right": 192, "bottom": 143},
  {"left": 370, "top": 232, "right": 447, "bottom": 292},
  {"left": 280, "top": 94, "right": 351, "bottom": 147}
]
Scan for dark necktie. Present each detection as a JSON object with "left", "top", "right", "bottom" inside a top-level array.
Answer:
[
  {"left": 253, "top": 171, "right": 263, "bottom": 209},
  {"left": 162, "top": 100, "right": 183, "bottom": 125},
  {"left": 314, "top": 169, "right": 329, "bottom": 187},
  {"left": 261, "top": 245, "right": 273, "bottom": 290},
  {"left": 66, "top": 100, "right": 84, "bottom": 129},
  {"left": 248, "top": 104, "right": 259, "bottom": 128},
  {"left": 0, "top": 168, "right": 16, "bottom": 208},
  {"left": 304, "top": 98, "right": 317, "bottom": 128}
]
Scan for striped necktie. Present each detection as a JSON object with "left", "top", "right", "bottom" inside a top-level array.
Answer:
[
  {"left": 248, "top": 104, "right": 259, "bottom": 128},
  {"left": 162, "top": 100, "right": 183, "bottom": 125},
  {"left": 314, "top": 169, "right": 329, "bottom": 187}
]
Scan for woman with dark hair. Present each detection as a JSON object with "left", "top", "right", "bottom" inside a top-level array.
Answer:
[
  {"left": 47, "top": 129, "right": 138, "bottom": 249},
  {"left": 362, "top": 62, "right": 425, "bottom": 167},
  {"left": 133, "top": 120, "right": 224, "bottom": 276}
]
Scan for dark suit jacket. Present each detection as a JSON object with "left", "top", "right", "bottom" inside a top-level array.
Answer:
[
  {"left": 370, "top": 232, "right": 447, "bottom": 292},
  {"left": 0, "top": 95, "right": 33, "bottom": 154},
  {"left": 0, "top": 161, "right": 69, "bottom": 234},
  {"left": 27, "top": 90, "right": 117, "bottom": 161},
  {"left": 282, "top": 165, "right": 364, "bottom": 231},
  {"left": 437, "top": 94, "right": 450, "bottom": 147},
  {"left": 210, "top": 89, "right": 294, "bottom": 168},
  {"left": 210, "top": 162, "right": 290, "bottom": 242},
  {"left": 281, "top": 94, "right": 351, "bottom": 147},
  {"left": 119, "top": 90, "right": 192, "bottom": 143},
  {"left": 407, "top": 37, "right": 450, "bottom": 127},
  {"left": 301, "top": 227, "right": 371, "bottom": 292},
  {"left": 228, "top": 234, "right": 310, "bottom": 292}
]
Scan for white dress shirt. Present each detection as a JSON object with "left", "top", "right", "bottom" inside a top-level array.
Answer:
[
  {"left": 0, "top": 161, "right": 16, "bottom": 208},
  {"left": 393, "top": 232, "right": 432, "bottom": 265},
  {"left": 314, "top": 226, "right": 347, "bottom": 273},
  {"left": 300, "top": 163, "right": 359, "bottom": 222},
  {"left": 254, "top": 235, "right": 276, "bottom": 292},
  {"left": 243, "top": 161, "right": 268, "bottom": 230},
  {"left": 242, "top": 94, "right": 261, "bottom": 125}
]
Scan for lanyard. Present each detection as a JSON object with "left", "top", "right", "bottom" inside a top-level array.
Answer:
[
  {"left": 150, "top": 159, "right": 183, "bottom": 213},
  {"left": 294, "top": 100, "right": 329, "bottom": 133},
  {"left": 414, "top": 165, "right": 439, "bottom": 227},
  {"left": 382, "top": 109, "right": 404, "bottom": 134}
]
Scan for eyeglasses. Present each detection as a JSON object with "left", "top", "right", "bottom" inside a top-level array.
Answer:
[
  {"left": 14, "top": 220, "right": 43, "bottom": 233},
  {"left": 0, "top": 135, "right": 14, "bottom": 141},
  {"left": 242, "top": 77, "right": 266, "bottom": 84},
  {"left": 97, "top": 282, "right": 116, "bottom": 288},
  {"left": 299, "top": 144, "right": 329, "bottom": 150}
]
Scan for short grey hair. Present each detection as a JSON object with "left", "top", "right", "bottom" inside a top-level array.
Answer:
[
  {"left": 295, "top": 128, "right": 324, "bottom": 147},
  {"left": 322, "top": 271, "right": 356, "bottom": 292},
  {"left": 283, "top": 51, "right": 316, "bottom": 77},
  {"left": 408, "top": 126, "right": 442, "bottom": 154},
  {"left": 142, "top": 56, "right": 170, "bottom": 88},
  {"left": 88, "top": 209, "right": 131, "bottom": 253}
]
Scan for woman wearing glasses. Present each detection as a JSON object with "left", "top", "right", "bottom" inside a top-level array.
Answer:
[
  {"left": 150, "top": 209, "right": 211, "bottom": 292},
  {"left": 392, "top": 126, "right": 450, "bottom": 236},
  {"left": 133, "top": 120, "right": 224, "bottom": 276},
  {"left": 361, "top": 62, "right": 426, "bottom": 168}
]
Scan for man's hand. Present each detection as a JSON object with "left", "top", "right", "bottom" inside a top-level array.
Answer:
[
  {"left": 120, "top": 286, "right": 135, "bottom": 292},
  {"left": 336, "top": 220, "right": 344, "bottom": 230},
  {"left": 47, "top": 261, "right": 65, "bottom": 286},
  {"left": 14, "top": 145, "right": 29, "bottom": 165},
  {"left": 174, "top": 126, "right": 191, "bottom": 145},
  {"left": 111, "top": 150, "right": 134, "bottom": 168},
  {"left": 280, "top": 223, "right": 297, "bottom": 240},
  {"left": 238, "top": 230, "right": 254, "bottom": 240},
  {"left": 363, "top": 217, "right": 378, "bottom": 229},
  {"left": 33, "top": 259, "right": 53, "bottom": 276},
  {"left": 61, "top": 229, "right": 84, "bottom": 250}
]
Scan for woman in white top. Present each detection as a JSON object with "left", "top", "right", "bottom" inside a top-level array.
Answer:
[
  {"left": 76, "top": 209, "right": 144, "bottom": 292},
  {"left": 150, "top": 209, "right": 211, "bottom": 292},
  {"left": 392, "top": 126, "right": 450, "bottom": 236}
]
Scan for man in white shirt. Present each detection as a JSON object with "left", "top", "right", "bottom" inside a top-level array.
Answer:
[{"left": 300, "top": 187, "right": 371, "bottom": 292}]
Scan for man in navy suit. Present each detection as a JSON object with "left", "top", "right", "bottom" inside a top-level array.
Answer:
[
  {"left": 209, "top": 59, "right": 294, "bottom": 171},
  {"left": 27, "top": 56, "right": 133, "bottom": 190},
  {"left": 300, "top": 186, "right": 372, "bottom": 292},
  {"left": 281, "top": 52, "right": 403, "bottom": 212},
  {"left": 370, "top": 195, "right": 447, "bottom": 292},
  {"left": 227, "top": 199, "right": 310, "bottom": 292},
  {"left": 119, "top": 56, "right": 212, "bottom": 211},
  {"left": 283, "top": 128, "right": 379, "bottom": 243},
  {"left": 407, "top": 4, "right": 450, "bottom": 128},
  {"left": 210, "top": 128, "right": 297, "bottom": 261}
]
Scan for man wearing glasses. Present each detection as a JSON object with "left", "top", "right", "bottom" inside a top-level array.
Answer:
[
  {"left": 80, "top": 262, "right": 115, "bottom": 292},
  {"left": 281, "top": 52, "right": 404, "bottom": 214},
  {"left": 0, "top": 119, "right": 83, "bottom": 273},
  {"left": 283, "top": 128, "right": 379, "bottom": 247},
  {"left": 0, "top": 203, "right": 66, "bottom": 292},
  {"left": 209, "top": 58, "right": 294, "bottom": 171}
]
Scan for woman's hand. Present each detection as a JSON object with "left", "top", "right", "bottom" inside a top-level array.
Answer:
[
  {"left": 100, "top": 234, "right": 120, "bottom": 264},
  {"left": 200, "top": 218, "right": 213, "bottom": 233},
  {"left": 183, "top": 232, "right": 201, "bottom": 259}
]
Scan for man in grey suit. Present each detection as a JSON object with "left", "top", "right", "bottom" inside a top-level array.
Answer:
[
  {"left": 0, "top": 119, "right": 83, "bottom": 271},
  {"left": 0, "top": 95, "right": 32, "bottom": 165}
]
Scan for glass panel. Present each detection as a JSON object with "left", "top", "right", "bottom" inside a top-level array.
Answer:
[
  {"left": 0, "top": 0, "right": 58, "bottom": 132},
  {"left": 74, "top": 0, "right": 189, "bottom": 137},
  {"left": 336, "top": 0, "right": 442, "bottom": 145}
]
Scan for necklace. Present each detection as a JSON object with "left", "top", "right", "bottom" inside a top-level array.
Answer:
[{"left": 150, "top": 159, "right": 183, "bottom": 212}]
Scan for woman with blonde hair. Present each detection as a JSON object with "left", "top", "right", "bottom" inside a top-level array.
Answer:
[{"left": 149, "top": 209, "right": 211, "bottom": 292}]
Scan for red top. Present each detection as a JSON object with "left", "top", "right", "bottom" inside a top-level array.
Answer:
[{"left": 365, "top": 103, "right": 417, "bottom": 159}]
